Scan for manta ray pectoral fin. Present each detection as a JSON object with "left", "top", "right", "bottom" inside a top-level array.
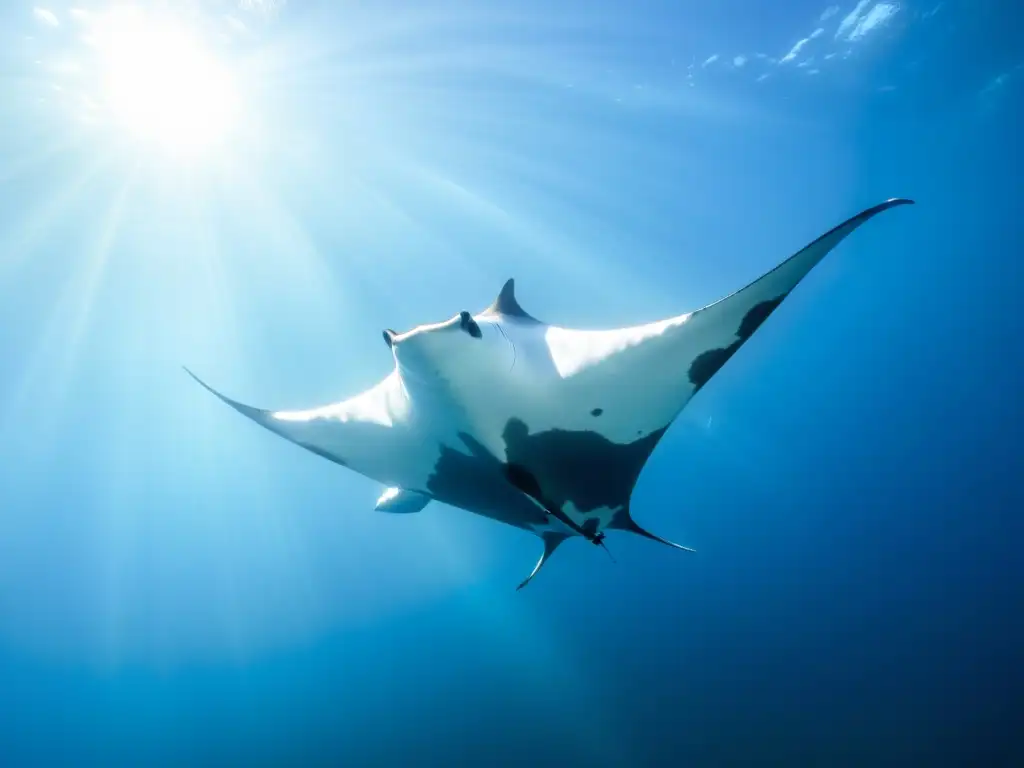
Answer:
[
  {"left": 517, "top": 533, "right": 570, "bottom": 590},
  {"left": 184, "top": 366, "right": 408, "bottom": 470},
  {"left": 184, "top": 366, "right": 342, "bottom": 462},
  {"left": 532, "top": 198, "right": 915, "bottom": 451},
  {"left": 680, "top": 197, "right": 916, "bottom": 394},
  {"left": 375, "top": 487, "right": 431, "bottom": 513},
  {"left": 609, "top": 508, "right": 696, "bottom": 553}
]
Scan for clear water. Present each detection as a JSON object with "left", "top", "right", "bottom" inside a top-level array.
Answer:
[{"left": 0, "top": 0, "right": 1020, "bottom": 765}]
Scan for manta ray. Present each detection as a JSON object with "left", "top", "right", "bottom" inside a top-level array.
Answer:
[{"left": 187, "top": 198, "right": 913, "bottom": 589}]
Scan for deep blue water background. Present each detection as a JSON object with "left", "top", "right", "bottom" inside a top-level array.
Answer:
[{"left": 0, "top": 0, "right": 1021, "bottom": 765}]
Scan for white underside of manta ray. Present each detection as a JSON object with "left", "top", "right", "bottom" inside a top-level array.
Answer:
[{"left": 186, "top": 198, "right": 914, "bottom": 589}]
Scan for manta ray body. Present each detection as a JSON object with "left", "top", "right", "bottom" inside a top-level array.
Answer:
[{"left": 187, "top": 198, "right": 913, "bottom": 588}]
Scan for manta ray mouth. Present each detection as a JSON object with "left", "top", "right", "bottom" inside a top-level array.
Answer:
[{"left": 495, "top": 322, "right": 517, "bottom": 372}]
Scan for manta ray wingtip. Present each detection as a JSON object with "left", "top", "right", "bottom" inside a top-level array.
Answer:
[
  {"left": 516, "top": 533, "right": 568, "bottom": 591},
  {"left": 610, "top": 509, "right": 696, "bottom": 554},
  {"left": 181, "top": 367, "right": 272, "bottom": 427},
  {"left": 875, "top": 197, "right": 915, "bottom": 212},
  {"left": 182, "top": 366, "right": 210, "bottom": 391},
  {"left": 183, "top": 367, "right": 229, "bottom": 403}
]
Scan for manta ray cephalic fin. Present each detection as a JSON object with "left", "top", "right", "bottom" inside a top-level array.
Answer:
[
  {"left": 375, "top": 487, "right": 432, "bottom": 514},
  {"left": 482, "top": 279, "right": 542, "bottom": 324},
  {"left": 518, "top": 533, "right": 570, "bottom": 590}
]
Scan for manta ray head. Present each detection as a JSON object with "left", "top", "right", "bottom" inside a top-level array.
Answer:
[{"left": 383, "top": 310, "right": 514, "bottom": 384}]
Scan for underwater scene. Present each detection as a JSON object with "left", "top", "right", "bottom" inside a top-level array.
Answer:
[{"left": 0, "top": 0, "right": 1020, "bottom": 765}]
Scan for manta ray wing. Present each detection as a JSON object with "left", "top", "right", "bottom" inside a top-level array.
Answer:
[
  {"left": 479, "top": 199, "right": 914, "bottom": 545},
  {"left": 517, "top": 533, "right": 571, "bottom": 590},
  {"left": 184, "top": 367, "right": 423, "bottom": 488}
]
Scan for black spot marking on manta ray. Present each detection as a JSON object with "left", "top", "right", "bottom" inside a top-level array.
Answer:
[
  {"left": 504, "top": 462, "right": 606, "bottom": 542},
  {"left": 580, "top": 518, "right": 600, "bottom": 538},
  {"left": 424, "top": 416, "right": 668, "bottom": 538},
  {"left": 688, "top": 295, "right": 787, "bottom": 393},
  {"left": 505, "top": 462, "right": 543, "bottom": 499},
  {"left": 426, "top": 433, "right": 549, "bottom": 530},
  {"left": 501, "top": 418, "right": 667, "bottom": 516},
  {"left": 591, "top": 408, "right": 603, "bottom": 417},
  {"left": 609, "top": 507, "right": 633, "bottom": 529}
]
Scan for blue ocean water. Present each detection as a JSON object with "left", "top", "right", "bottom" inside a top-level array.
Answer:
[{"left": 0, "top": 0, "right": 1020, "bottom": 765}]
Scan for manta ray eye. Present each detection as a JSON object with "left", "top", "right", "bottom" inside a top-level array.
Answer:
[{"left": 459, "top": 311, "right": 482, "bottom": 339}]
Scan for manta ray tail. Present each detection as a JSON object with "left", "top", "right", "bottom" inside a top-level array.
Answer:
[
  {"left": 609, "top": 508, "right": 696, "bottom": 553},
  {"left": 517, "top": 533, "right": 570, "bottom": 590}
]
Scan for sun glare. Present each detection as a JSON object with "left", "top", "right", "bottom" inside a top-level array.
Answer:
[{"left": 93, "top": 7, "right": 238, "bottom": 155}]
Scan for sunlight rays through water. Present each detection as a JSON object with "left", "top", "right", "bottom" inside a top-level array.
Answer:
[
  {"left": 0, "top": 0, "right": 773, "bottom": 668},
  {"left": 0, "top": 140, "right": 118, "bottom": 281},
  {"left": 0, "top": 0, "right": 1017, "bottom": 762},
  {"left": 0, "top": 153, "right": 123, "bottom": 453}
]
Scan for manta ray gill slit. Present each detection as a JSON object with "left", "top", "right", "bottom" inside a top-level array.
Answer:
[{"left": 495, "top": 322, "right": 517, "bottom": 372}]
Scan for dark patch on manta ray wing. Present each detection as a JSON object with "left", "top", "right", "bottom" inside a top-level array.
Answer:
[
  {"left": 501, "top": 418, "right": 667, "bottom": 516},
  {"left": 738, "top": 295, "right": 785, "bottom": 338},
  {"left": 425, "top": 433, "right": 548, "bottom": 530},
  {"left": 683, "top": 199, "right": 915, "bottom": 395},
  {"left": 504, "top": 463, "right": 544, "bottom": 500},
  {"left": 504, "top": 462, "right": 602, "bottom": 541},
  {"left": 687, "top": 295, "right": 786, "bottom": 393}
]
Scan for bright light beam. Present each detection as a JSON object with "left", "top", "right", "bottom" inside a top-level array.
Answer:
[{"left": 93, "top": 6, "right": 239, "bottom": 155}]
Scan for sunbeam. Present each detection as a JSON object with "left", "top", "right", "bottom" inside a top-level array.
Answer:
[
  {"left": 24, "top": 3, "right": 251, "bottom": 166},
  {"left": 51, "top": 166, "right": 137, "bottom": 398},
  {"left": 0, "top": 129, "right": 91, "bottom": 188},
  {"left": 93, "top": 6, "right": 239, "bottom": 156},
  {"left": 3, "top": 0, "right": 778, "bottom": 667},
  {"left": 0, "top": 142, "right": 117, "bottom": 280},
  {"left": 0, "top": 150, "right": 125, "bottom": 451}
]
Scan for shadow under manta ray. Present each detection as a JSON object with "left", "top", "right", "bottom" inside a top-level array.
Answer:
[{"left": 186, "top": 198, "right": 915, "bottom": 589}]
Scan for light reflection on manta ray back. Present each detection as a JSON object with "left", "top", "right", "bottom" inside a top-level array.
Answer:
[{"left": 388, "top": 312, "right": 517, "bottom": 384}]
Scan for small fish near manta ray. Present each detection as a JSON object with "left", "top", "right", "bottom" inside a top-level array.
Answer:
[{"left": 186, "top": 198, "right": 914, "bottom": 589}]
